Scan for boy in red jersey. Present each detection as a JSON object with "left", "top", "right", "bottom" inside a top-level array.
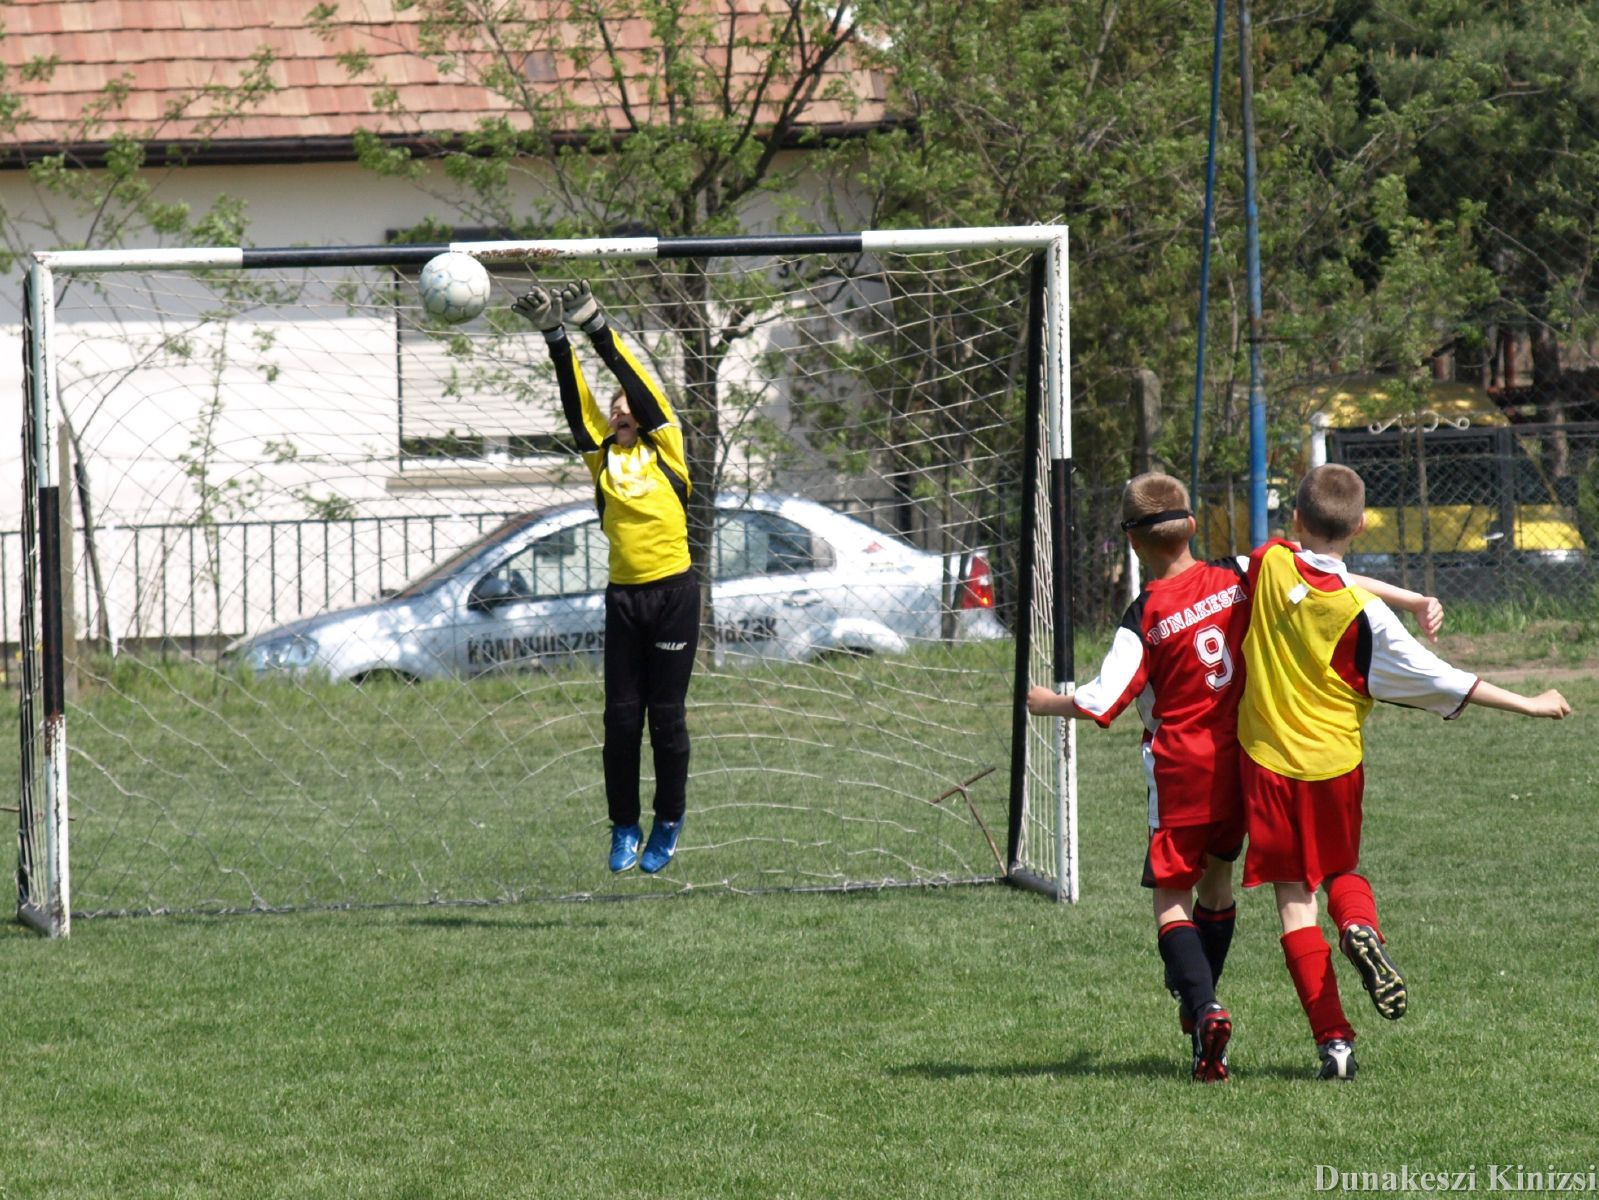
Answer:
[
  {"left": 1239, "top": 464, "right": 1571, "bottom": 1081},
  {"left": 1028, "top": 472, "right": 1439, "bottom": 1082}
]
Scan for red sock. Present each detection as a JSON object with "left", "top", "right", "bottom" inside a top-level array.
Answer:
[
  {"left": 1325, "top": 873, "right": 1381, "bottom": 941},
  {"left": 1282, "top": 926, "right": 1355, "bottom": 1044}
]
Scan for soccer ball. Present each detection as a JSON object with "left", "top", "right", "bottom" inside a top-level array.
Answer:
[{"left": 418, "top": 252, "right": 491, "bottom": 324}]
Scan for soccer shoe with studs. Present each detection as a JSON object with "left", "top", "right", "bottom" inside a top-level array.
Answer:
[
  {"left": 608, "top": 823, "right": 642, "bottom": 873},
  {"left": 1341, "top": 924, "right": 1407, "bottom": 1020},
  {"left": 1317, "top": 1037, "right": 1357, "bottom": 1081},
  {"left": 1190, "top": 1002, "right": 1232, "bottom": 1082},
  {"left": 640, "top": 818, "right": 683, "bottom": 874}
]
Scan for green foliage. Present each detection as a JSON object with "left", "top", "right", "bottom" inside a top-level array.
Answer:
[
  {"left": 312, "top": 0, "right": 881, "bottom": 599},
  {"left": 11, "top": 0, "right": 1599, "bottom": 620}
]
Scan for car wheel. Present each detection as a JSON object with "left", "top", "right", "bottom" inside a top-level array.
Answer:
[{"left": 349, "top": 669, "right": 421, "bottom": 686}]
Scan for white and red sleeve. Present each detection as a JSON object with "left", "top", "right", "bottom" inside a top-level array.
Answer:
[
  {"left": 1071, "top": 622, "right": 1150, "bottom": 729},
  {"left": 1362, "top": 598, "right": 1479, "bottom": 718}
]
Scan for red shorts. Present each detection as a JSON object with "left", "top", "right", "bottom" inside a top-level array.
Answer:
[
  {"left": 1240, "top": 756, "right": 1364, "bottom": 891},
  {"left": 1141, "top": 814, "right": 1245, "bottom": 891}
]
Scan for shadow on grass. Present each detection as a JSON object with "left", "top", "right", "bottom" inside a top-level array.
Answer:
[
  {"left": 402, "top": 912, "right": 612, "bottom": 932},
  {"left": 895, "top": 1054, "right": 1331, "bottom": 1083},
  {"left": 892, "top": 1054, "right": 1183, "bottom": 1082}
]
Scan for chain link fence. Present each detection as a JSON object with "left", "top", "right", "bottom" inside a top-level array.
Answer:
[
  {"left": 1328, "top": 420, "right": 1598, "bottom": 606},
  {"left": 1066, "top": 418, "right": 1599, "bottom": 628}
]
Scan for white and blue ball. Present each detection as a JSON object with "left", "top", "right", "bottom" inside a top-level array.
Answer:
[{"left": 418, "top": 252, "right": 491, "bottom": 324}]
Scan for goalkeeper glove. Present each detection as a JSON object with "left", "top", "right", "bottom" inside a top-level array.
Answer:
[
  {"left": 512, "top": 286, "right": 565, "bottom": 340},
  {"left": 560, "top": 279, "right": 606, "bottom": 334}
]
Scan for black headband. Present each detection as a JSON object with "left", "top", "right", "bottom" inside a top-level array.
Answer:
[{"left": 1119, "top": 508, "right": 1192, "bottom": 531}]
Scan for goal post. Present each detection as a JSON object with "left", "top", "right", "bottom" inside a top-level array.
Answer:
[
  {"left": 19, "top": 265, "right": 73, "bottom": 937},
  {"left": 16, "top": 226, "right": 1077, "bottom": 934}
]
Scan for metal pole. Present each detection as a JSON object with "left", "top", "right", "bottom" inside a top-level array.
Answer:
[
  {"left": 1044, "top": 236, "right": 1078, "bottom": 903},
  {"left": 1191, "top": 0, "right": 1227, "bottom": 528},
  {"left": 1238, "top": 0, "right": 1270, "bottom": 546}
]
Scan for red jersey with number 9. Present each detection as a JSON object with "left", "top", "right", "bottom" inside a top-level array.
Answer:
[{"left": 1069, "top": 558, "right": 1250, "bottom": 828}]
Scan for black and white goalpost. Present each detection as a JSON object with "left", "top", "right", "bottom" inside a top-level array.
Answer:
[{"left": 17, "top": 227, "right": 1076, "bottom": 935}]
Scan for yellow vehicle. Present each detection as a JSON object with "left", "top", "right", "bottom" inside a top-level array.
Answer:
[
  {"left": 1194, "top": 377, "right": 1586, "bottom": 583},
  {"left": 1302, "top": 376, "right": 1584, "bottom": 567}
]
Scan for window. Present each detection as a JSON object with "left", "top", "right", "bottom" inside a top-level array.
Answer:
[
  {"left": 390, "top": 227, "right": 560, "bottom": 468},
  {"left": 493, "top": 521, "right": 611, "bottom": 599},
  {"left": 713, "top": 511, "right": 831, "bottom": 580}
]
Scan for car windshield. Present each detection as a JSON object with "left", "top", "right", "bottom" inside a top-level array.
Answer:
[{"left": 388, "top": 513, "right": 547, "bottom": 599}]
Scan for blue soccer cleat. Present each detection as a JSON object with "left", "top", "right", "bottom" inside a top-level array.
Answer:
[
  {"left": 608, "top": 823, "right": 642, "bottom": 873},
  {"left": 639, "top": 818, "right": 684, "bottom": 874}
]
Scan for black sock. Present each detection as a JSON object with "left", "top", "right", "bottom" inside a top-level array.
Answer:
[
  {"left": 1194, "top": 902, "right": 1237, "bottom": 990},
  {"left": 1158, "top": 921, "right": 1216, "bottom": 1020}
]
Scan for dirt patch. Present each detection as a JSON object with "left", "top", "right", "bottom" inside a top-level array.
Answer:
[{"left": 1429, "top": 622, "right": 1599, "bottom": 684}]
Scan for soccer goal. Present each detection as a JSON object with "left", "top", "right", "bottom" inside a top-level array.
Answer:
[{"left": 15, "top": 227, "right": 1076, "bottom": 936}]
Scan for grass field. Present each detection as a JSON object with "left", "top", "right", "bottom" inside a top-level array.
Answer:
[
  {"left": 2, "top": 668, "right": 1596, "bottom": 1198},
  {"left": 39, "top": 642, "right": 1024, "bottom": 915}
]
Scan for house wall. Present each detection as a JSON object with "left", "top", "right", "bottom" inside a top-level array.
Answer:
[{"left": 1, "top": 153, "right": 869, "bottom": 529}]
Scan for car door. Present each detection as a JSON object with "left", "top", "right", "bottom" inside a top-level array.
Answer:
[
  {"left": 456, "top": 517, "right": 610, "bottom": 675},
  {"left": 709, "top": 508, "right": 839, "bottom": 662}
]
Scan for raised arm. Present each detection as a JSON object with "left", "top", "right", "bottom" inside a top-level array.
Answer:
[
  {"left": 513, "top": 285, "right": 609, "bottom": 451},
  {"left": 1349, "top": 573, "right": 1443, "bottom": 642},
  {"left": 560, "top": 280, "right": 675, "bottom": 432}
]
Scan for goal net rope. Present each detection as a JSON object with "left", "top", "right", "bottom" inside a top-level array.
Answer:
[{"left": 16, "top": 229, "right": 1074, "bottom": 933}]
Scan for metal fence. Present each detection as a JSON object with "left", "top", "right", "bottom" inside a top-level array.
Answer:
[
  {"left": 1, "top": 495, "right": 1027, "bottom": 688},
  {"left": 1, "top": 511, "right": 525, "bottom": 686},
  {"left": 1327, "top": 419, "right": 1599, "bottom": 605},
  {"left": 1078, "top": 418, "right": 1599, "bottom": 624},
  {"left": 8, "top": 421, "right": 1596, "bottom": 688}
]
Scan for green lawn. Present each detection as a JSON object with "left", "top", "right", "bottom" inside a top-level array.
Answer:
[
  {"left": 2, "top": 670, "right": 1595, "bottom": 1198},
  {"left": 45, "top": 643, "right": 1024, "bottom": 915}
]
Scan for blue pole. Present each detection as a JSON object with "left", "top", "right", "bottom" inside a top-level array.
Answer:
[
  {"left": 1238, "top": 0, "right": 1268, "bottom": 546},
  {"left": 1190, "top": 0, "right": 1226, "bottom": 524}
]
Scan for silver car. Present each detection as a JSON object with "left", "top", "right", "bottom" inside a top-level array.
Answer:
[{"left": 225, "top": 492, "right": 1006, "bottom": 681}]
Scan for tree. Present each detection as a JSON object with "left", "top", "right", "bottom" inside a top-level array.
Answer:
[
  {"left": 1, "top": 39, "right": 280, "bottom": 647},
  {"left": 324, "top": 0, "right": 1597, "bottom": 617},
  {"left": 1337, "top": 0, "right": 1599, "bottom": 484},
  {"left": 836, "top": 0, "right": 1513, "bottom": 604},
  {"left": 316, "top": 0, "right": 873, "bottom": 636}
]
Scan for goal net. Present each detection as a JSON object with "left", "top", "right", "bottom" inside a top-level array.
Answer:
[{"left": 16, "top": 229, "right": 1075, "bottom": 935}]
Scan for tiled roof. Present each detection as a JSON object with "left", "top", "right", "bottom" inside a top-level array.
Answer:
[{"left": 1, "top": 0, "right": 886, "bottom": 157}]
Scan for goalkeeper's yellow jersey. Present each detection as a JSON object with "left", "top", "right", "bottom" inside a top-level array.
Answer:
[
  {"left": 550, "top": 327, "right": 692, "bottom": 585},
  {"left": 1238, "top": 539, "right": 1375, "bottom": 781}
]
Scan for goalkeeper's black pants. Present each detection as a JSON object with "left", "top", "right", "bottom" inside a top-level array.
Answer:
[{"left": 602, "top": 569, "right": 700, "bottom": 827}]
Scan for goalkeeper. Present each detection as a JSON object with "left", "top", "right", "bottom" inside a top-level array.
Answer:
[{"left": 515, "top": 280, "right": 698, "bottom": 875}]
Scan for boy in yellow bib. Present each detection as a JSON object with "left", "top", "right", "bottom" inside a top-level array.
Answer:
[{"left": 1239, "top": 464, "right": 1570, "bottom": 1080}]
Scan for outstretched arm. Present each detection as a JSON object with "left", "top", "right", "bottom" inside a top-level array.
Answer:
[
  {"left": 1027, "top": 619, "right": 1148, "bottom": 727},
  {"left": 1027, "top": 683, "right": 1079, "bottom": 718},
  {"left": 1467, "top": 680, "right": 1572, "bottom": 719}
]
